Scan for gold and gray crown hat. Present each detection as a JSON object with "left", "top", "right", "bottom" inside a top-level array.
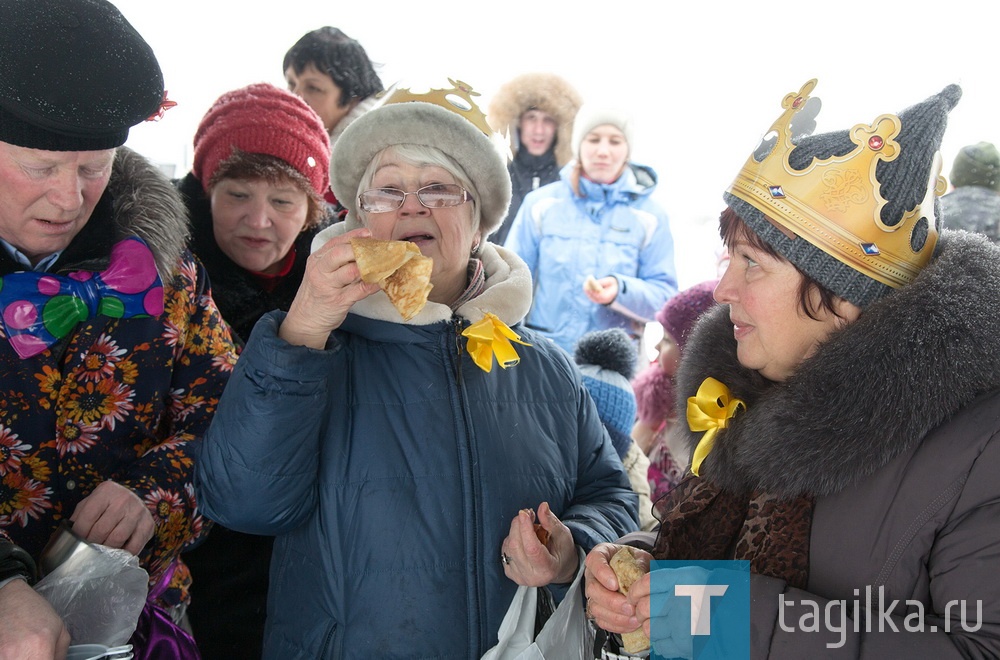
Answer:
[
  {"left": 724, "top": 79, "right": 962, "bottom": 308},
  {"left": 331, "top": 79, "right": 511, "bottom": 237},
  {"left": 487, "top": 72, "right": 583, "bottom": 167},
  {"left": 0, "top": 0, "right": 165, "bottom": 151}
]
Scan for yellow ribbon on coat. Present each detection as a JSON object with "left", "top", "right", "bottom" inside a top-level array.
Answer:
[
  {"left": 461, "top": 313, "right": 532, "bottom": 373},
  {"left": 687, "top": 377, "right": 745, "bottom": 477}
]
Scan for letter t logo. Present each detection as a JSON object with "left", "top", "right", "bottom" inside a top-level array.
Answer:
[{"left": 675, "top": 584, "right": 729, "bottom": 635}]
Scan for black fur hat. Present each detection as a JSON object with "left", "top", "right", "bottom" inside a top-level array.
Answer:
[{"left": 0, "top": 0, "right": 164, "bottom": 150}]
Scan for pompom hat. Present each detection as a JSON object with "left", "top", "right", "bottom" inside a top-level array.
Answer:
[
  {"left": 0, "top": 0, "right": 165, "bottom": 151},
  {"left": 571, "top": 103, "right": 634, "bottom": 159},
  {"left": 574, "top": 328, "right": 638, "bottom": 459},
  {"left": 724, "top": 80, "right": 962, "bottom": 308},
  {"left": 192, "top": 83, "right": 330, "bottom": 196}
]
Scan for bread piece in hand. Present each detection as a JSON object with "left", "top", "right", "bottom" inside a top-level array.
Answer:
[{"left": 610, "top": 546, "right": 650, "bottom": 654}]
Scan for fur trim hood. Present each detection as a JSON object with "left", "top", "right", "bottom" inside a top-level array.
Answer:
[
  {"left": 677, "top": 229, "right": 1000, "bottom": 498},
  {"left": 109, "top": 147, "right": 190, "bottom": 281},
  {"left": 312, "top": 222, "right": 532, "bottom": 326},
  {"left": 487, "top": 73, "right": 582, "bottom": 167}
]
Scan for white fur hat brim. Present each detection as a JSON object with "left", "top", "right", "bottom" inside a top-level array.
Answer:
[{"left": 330, "top": 101, "right": 511, "bottom": 236}]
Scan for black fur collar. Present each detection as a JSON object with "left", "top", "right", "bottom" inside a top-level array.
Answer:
[{"left": 677, "top": 229, "right": 1000, "bottom": 498}]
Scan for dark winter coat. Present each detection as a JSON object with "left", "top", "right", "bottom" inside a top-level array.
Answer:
[
  {"left": 195, "top": 237, "right": 639, "bottom": 658},
  {"left": 665, "top": 229, "right": 1000, "bottom": 657}
]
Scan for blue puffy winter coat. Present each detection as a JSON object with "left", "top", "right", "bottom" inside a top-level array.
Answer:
[
  {"left": 505, "top": 162, "right": 678, "bottom": 353},
  {"left": 195, "top": 242, "right": 638, "bottom": 659}
]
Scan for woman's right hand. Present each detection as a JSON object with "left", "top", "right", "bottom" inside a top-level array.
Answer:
[
  {"left": 584, "top": 542, "right": 652, "bottom": 636},
  {"left": 279, "top": 228, "right": 381, "bottom": 348}
]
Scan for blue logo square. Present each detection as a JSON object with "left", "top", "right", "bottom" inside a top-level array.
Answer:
[{"left": 648, "top": 560, "right": 750, "bottom": 660}]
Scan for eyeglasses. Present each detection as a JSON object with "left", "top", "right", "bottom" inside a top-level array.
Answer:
[{"left": 358, "top": 183, "right": 471, "bottom": 213}]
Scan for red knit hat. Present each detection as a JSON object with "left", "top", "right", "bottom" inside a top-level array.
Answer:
[{"left": 192, "top": 82, "right": 330, "bottom": 196}]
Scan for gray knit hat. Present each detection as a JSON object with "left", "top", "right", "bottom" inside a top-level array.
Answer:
[
  {"left": 331, "top": 80, "right": 511, "bottom": 237},
  {"left": 950, "top": 142, "right": 1000, "bottom": 192},
  {"left": 725, "top": 80, "right": 961, "bottom": 308},
  {"left": 0, "top": 0, "right": 164, "bottom": 151},
  {"left": 571, "top": 103, "right": 634, "bottom": 158}
]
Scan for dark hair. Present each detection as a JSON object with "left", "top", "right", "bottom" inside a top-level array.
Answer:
[
  {"left": 719, "top": 206, "right": 842, "bottom": 321},
  {"left": 208, "top": 150, "right": 326, "bottom": 229},
  {"left": 282, "top": 27, "right": 383, "bottom": 107}
]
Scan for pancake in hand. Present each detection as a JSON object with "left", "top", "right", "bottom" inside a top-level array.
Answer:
[
  {"left": 350, "top": 237, "right": 434, "bottom": 320},
  {"left": 610, "top": 546, "right": 650, "bottom": 654}
]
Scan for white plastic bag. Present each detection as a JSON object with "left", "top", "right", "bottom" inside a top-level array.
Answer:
[
  {"left": 483, "top": 548, "right": 594, "bottom": 660},
  {"left": 35, "top": 542, "right": 148, "bottom": 646}
]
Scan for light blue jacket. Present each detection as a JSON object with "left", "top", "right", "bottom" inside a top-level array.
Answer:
[
  {"left": 505, "top": 162, "right": 678, "bottom": 354},
  {"left": 194, "top": 241, "right": 638, "bottom": 659}
]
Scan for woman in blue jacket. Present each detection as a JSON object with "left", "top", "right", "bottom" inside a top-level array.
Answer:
[
  {"left": 505, "top": 104, "right": 678, "bottom": 355},
  {"left": 194, "top": 80, "right": 638, "bottom": 658}
]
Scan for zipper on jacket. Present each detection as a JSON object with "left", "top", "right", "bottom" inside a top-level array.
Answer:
[{"left": 450, "top": 317, "right": 487, "bottom": 654}]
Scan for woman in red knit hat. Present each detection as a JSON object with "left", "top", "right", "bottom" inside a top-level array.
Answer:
[{"left": 174, "top": 82, "right": 332, "bottom": 660}]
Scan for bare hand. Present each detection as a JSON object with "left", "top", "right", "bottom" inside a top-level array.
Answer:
[
  {"left": 583, "top": 276, "right": 619, "bottom": 305},
  {"left": 500, "top": 502, "right": 578, "bottom": 586},
  {"left": 70, "top": 480, "right": 155, "bottom": 556},
  {"left": 0, "top": 578, "right": 70, "bottom": 659},
  {"left": 280, "top": 228, "right": 381, "bottom": 348},
  {"left": 584, "top": 542, "right": 652, "bottom": 635}
]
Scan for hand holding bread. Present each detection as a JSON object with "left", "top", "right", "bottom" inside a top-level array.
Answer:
[{"left": 500, "top": 502, "right": 578, "bottom": 587}]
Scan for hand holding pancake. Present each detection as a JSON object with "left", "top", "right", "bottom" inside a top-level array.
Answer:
[{"left": 280, "top": 229, "right": 381, "bottom": 348}]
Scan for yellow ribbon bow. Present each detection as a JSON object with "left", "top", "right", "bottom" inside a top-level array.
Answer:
[
  {"left": 461, "top": 313, "right": 532, "bottom": 373},
  {"left": 687, "top": 377, "right": 745, "bottom": 477}
]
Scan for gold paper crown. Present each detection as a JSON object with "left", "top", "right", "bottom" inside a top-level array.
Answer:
[
  {"left": 378, "top": 78, "right": 493, "bottom": 136},
  {"left": 727, "top": 79, "right": 946, "bottom": 290}
]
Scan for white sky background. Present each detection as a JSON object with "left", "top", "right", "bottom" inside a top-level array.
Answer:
[{"left": 117, "top": 0, "right": 999, "bottom": 290}]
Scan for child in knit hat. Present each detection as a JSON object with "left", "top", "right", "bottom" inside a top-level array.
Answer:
[
  {"left": 575, "top": 329, "right": 658, "bottom": 531},
  {"left": 631, "top": 280, "right": 718, "bottom": 502}
]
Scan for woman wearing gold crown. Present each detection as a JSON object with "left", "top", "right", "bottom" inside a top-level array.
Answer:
[
  {"left": 194, "top": 80, "right": 638, "bottom": 657},
  {"left": 584, "top": 79, "right": 1000, "bottom": 658}
]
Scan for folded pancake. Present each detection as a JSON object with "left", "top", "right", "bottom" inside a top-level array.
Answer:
[
  {"left": 610, "top": 546, "right": 650, "bottom": 654},
  {"left": 351, "top": 237, "right": 434, "bottom": 320},
  {"left": 351, "top": 236, "right": 419, "bottom": 283}
]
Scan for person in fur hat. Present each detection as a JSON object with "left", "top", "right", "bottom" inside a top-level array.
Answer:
[
  {"left": 505, "top": 102, "right": 678, "bottom": 355},
  {"left": 195, "top": 79, "right": 637, "bottom": 657},
  {"left": 486, "top": 72, "right": 582, "bottom": 246},
  {"left": 585, "top": 79, "right": 1000, "bottom": 657},
  {"left": 0, "top": 0, "right": 238, "bottom": 656},
  {"left": 176, "top": 81, "right": 332, "bottom": 659}
]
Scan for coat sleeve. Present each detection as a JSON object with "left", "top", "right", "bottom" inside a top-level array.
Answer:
[
  {"left": 561, "top": 380, "right": 640, "bottom": 551},
  {"left": 751, "top": 431, "right": 1000, "bottom": 659},
  {"left": 608, "top": 203, "right": 678, "bottom": 324},
  {"left": 120, "top": 252, "right": 238, "bottom": 579},
  {"left": 194, "top": 312, "right": 338, "bottom": 536}
]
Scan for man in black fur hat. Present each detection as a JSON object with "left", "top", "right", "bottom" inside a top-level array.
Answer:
[{"left": 0, "top": 0, "right": 237, "bottom": 655}]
